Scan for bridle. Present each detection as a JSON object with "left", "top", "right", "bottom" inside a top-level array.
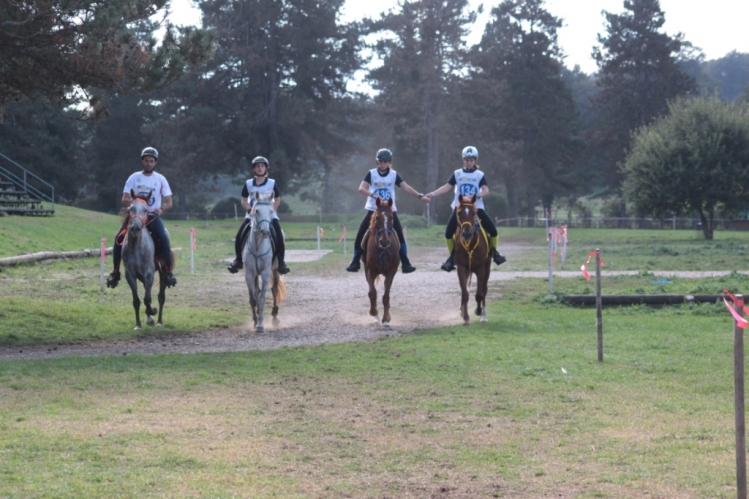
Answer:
[
  {"left": 247, "top": 201, "right": 273, "bottom": 267},
  {"left": 128, "top": 198, "right": 150, "bottom": 229},
  {"left": 371, "top": 205, "right": 395, "bottom": 267},
  {"left": 250, "top": 201, "right": 272, "bottom": 236},
  {"left": 456, "top": 202, "right": 482, "bottom": 269}
]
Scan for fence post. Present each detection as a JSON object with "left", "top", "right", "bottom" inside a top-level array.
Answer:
[
  {"left": 735, "top": 294, "right": 747, "bottom": 499},
  {"left": 99, "top": 238, "right": 106, "bottom": 292},
  {"left": 190, "top": 228, "right": 196, "bottom": 275},
  {"left": 596, "top": 249, "right": 603, "bottom": 363},
  {"left": 546, "top": 209, "right": 553, "bottom": 292}
]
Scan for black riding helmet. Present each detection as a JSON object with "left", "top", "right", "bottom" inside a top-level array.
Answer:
[
  {"left": 141, "top": 147, "right": 158, "bottom": 160},
  {"left": 375, "top": 149, "right": 392, "bottom": 163}
]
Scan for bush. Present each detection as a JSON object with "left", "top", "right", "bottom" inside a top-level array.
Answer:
[{"left": 397, "top": 214, "right": 429, "bottom": 229}]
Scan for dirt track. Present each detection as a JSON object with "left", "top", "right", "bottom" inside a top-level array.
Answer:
[{"left": 0, "top": 245, "right": 743, "bottom": 362}]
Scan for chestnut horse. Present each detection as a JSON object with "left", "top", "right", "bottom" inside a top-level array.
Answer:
[
  {"left": 453, "top": 195, "right": 491, "bottom": 326},
  {"left": 363, "top": 198, "right": 400, "bottom": 326}
]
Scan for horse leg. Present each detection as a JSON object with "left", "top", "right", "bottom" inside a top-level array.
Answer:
[
  {"left": 156, "top": 273, "right": 166, "bottom": 327},
  {"left": 125, "top": 272, "right": 142, "bottom": 330},
  {"left": 255, "top": 272, "right": 269, "bottom": 333},
  {"left": 271, "top": 270, "right": 280, "bottom": 327},
  {"left": 382, "top": 271, "right": 395, "bottom": 327},
  {"left": 366, "top": 270, "right": 379, "bottom": 323},
  {"left": 144, "top": 271, "right": 156, "bottom": 326},
  {"left": 457, "top": 266, "right": 471, "bottom": 326},
  {"left": 245, "top": 271, "right": 258, "bottom": 329}
]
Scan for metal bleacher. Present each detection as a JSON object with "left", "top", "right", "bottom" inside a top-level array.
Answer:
[{"left": 0, "top": 152, "right": 55, "bottom": 217}]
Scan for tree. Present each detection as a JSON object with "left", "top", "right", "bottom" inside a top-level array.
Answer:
[
  {"left": 622, "top": 96, "right": 749, "bottom": 239},
  {"left": 704, "top": 51, "right": 749, "bottom": 102},
  {"left": 592, "top": 0, "right": 695, "bottom": 196},
  {"left": 464, "top": 0, "right": 581, "bottom": 225},
  {"left": 0, "top": 0, "right": 213, "bottom": 114},
  {"left": 366, "top": 0, "right": 476, "bottom": 212},
  {"left": 153, "top": 0, "right": 361, "bottom": 213}
]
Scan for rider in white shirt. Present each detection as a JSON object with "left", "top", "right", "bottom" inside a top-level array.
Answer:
[
  {"left": 106, "top": 147, "right": 177, "bottom": 288},
  {"left": 227, "top": 156, "right": 290, "bottom": 275},
  {"left": 424, "top": 146, "right": 506, "bottom": 272},
  {"left": 345, "top": 148, "right": 430, "bottom": 273}
]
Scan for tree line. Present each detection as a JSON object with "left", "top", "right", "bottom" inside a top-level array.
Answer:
[{"left": 1, "top": 0, "right": 749, "bottom": 232}]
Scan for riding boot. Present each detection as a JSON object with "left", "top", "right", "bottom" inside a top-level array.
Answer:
[
  {"left": 106, "top": 271, "right": 121, "bottom": 288},
  {"left": 399, "top": 244, "right": 416, "bottom": 273},
  {"left": 227, "top": 259, "right": 244, "bottom": 274},
  {"left": 441, "top": 253, "right": 456, "bottom": 272},
  {"left": 277, "top": 260, "right": 290, "bottom": 275},
  {"left": 493, "top": 249, "right": 507, "bottom": 265},
  {"left": 441, "top": 237, "right": 456, "bottom": 272},
  {"left": 346, "top": 250, "right": 362, "bottom": 272},
  {"left": 165, "top": 272, "right": 177, "bottom": 288}
]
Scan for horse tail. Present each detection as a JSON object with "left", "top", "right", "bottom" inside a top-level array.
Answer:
[
  {"left": 169, "top": 250, "right": 177, "bottom": 272},
  {"left": 272, "top": 272, "right": 287, "bottom": 303}
]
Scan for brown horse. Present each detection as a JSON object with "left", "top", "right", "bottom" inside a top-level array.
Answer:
[
  {"left": 363, "top": 197, "right": 401, "bottom": 326},
  {"left": 453, "top": 195, "right": 491, "bottom": 326}
]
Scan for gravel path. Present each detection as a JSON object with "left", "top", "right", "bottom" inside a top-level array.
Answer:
[{"left": 1, "top": 245, "right": 744, "bottom": 362}]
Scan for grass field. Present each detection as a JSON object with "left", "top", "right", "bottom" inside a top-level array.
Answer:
[{"left": 2, "top": 207, "right": 749, "bottom": 497}]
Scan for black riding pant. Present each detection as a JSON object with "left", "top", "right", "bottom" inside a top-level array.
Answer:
[
  {"left": 354, "top": 210, "right": 405, "bottom": 252},
  {"left": 235, "top": 218, "right": 285, "bottom": 263},
  {"left": 445, "top": 208, "right": 497, "bottom": 239},
  {"left": 113, "top": 214, "right": 173, "bottom": 272}
]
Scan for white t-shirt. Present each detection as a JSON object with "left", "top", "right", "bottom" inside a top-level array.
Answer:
[
  {"left": 449, "top": 168, "right": 486, "bottom": 210},
  {"left": 123, "top": 171, "right": 172, "bottom": 213}
]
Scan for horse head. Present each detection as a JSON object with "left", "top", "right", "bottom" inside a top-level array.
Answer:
[
  {"left": 127, "top": 189, "right": 152, "bottom": 238},
  {"left": 373, "top": 197, "right": 395, "bottom": 250},
  {"left": 251, "top": 192, "right": 274, "bottom": 238},
  {"left": 457, "top": 194, "right": 479, "bottom": 243}
]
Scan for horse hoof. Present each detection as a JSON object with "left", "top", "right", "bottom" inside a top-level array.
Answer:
[
  {"left": 255, "top": 326, "right": 264, "bottom": 333},
  {"left": 480, "top": 317, "right": 488, "bottom": 323},
  {"left": 272, "top": 317, "right": 280, "bottom": 326},
  {"left": 134, "top": 326, "right": 142, "bottom": 331},
  {"left": 382, "top": 322, "right": 390, "bottom": 328},
  {"left": 156, "top": 323, "right": 163, "bottom": 327},
  {"left": 147, "top": 317, "right": 155, "bottom": 326},
  {"left": 463, "top": 322, "right": 470, "bottom": 327},
  {"left": 372, "top": 315, "right": 380, "bottom": 324}
]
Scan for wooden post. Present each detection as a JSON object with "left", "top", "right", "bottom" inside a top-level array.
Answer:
[
  {"left": 735, "top": 294, "right": 747, "bottom": 499},
  {"left": 596, "top": 249, "right": 603, "bottom": 363}
]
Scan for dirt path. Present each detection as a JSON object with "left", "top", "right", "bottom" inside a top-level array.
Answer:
[{"left": 1, "top": 245, "right": 744, "bottom": 362}]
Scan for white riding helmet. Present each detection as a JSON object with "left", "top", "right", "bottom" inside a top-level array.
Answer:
[{"left": 462, "top": 146, "right": 478, "bottom": 159}]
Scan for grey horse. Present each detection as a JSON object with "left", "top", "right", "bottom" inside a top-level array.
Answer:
[
  {"left": 121, "top": 190, "right": 171, "bottom": 329},
  {"left": 243, "top": 193, "right": 285, "bottom": 332}
]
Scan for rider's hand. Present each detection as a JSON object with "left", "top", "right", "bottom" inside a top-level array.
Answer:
[{"left": 153, "top": 208, "right": 163, "bottom": 216}]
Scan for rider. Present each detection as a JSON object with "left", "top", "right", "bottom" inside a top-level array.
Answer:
[
  {"left": 227, "top": 156, "right": 290, "bottom": 275},
  {"left": 106, "top": 147, "right": 177, "bottom": 288},
  {"left": 424, "top": 146, "right": 506, "bottom": 272},
  {"left": 345, "top": 148, "right": 429, "bottom": 274}
]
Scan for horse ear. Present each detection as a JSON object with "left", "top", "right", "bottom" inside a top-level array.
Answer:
[
  {"left": 130, "top": 189, "right": 136, "bottom": 200},
  {"left": 255, "top": 192, "right": 260, "bottom": 200},
  {"left": 146, "top": 191, "right": 152, "bottom": 202},
  {"left": 471, "top": 194, "right": 477, "bottom": 203},
  {"left": 375, "top": 197, "right": 381, "bottom": 207},
  {"left": 387, "top": 198, "right": 393, "bottom": 208}
]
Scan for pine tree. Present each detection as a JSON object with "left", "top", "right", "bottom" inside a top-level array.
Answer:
[{"left": 592, "top": 0, "right": 695, "bottom": 195}]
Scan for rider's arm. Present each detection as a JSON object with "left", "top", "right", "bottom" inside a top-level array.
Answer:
[
  {"left": 241, "top": 197, "right": 251, "bottom": 211},
  {"left": 478, "top": 185, "right": 489, "bottom": 199},
  {"left": 358, "top": 181, "right": 371, "bottom": 197},
  {"left": 154, "top": 195, "right": 172, "bottom": 216},
  {"left": 273, "top": 196, "right": 281, "bottom": 212},
  {"left": 428, "top": 183, "right": 453, "bottom": 198},
  {"left": 398, "top": 181, "right": 423, "bottom": 198}
]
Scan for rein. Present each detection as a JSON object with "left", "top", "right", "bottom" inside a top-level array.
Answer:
[
  {"left": 246, "top": 201, "right": 274, "bottom": 273},
  {"left": 116, "top": 198, "right": 153, "bottom": 246},
  {"left": 369, "top": 206, "right": 396, "bottom": 272},
  {"left": 456, "top": 203, "right": 483, "bottom": 272}
]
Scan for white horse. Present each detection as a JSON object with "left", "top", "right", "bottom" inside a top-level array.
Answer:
[{"left": 243, "top": 193, "right": 285, "bottom": 332}]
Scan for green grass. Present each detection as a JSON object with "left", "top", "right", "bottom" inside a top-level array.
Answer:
[{"left": 0, "top": 298, "right": 741, "bottom": 498}]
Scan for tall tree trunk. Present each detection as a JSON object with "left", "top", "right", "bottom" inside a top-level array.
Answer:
[
  {"left": 506, "top": 182, "right": 518, "bottom": 227},
  {"left": 526, "top": 186, "right": 536, "bottom": 228},
  {"left": 698, "top": 209, "right": 714, "bottom": 240},
  {"left": 179, "top": 193, "right": 187, "bottom": 220}
]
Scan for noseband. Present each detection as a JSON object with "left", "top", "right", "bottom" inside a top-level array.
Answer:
[
  {"left": 457, "top": 203, "right": 480, "bottom": 244},
  {"left": 128, "top": 198, "right": 150, "bottom": 229}
]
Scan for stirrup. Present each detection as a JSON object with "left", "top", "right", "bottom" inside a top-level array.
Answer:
[
  {"left": 402, "top": 262, "right": 416, "bottom": 274},
  {"left": 106, "top": 271, "right": 121, "bottom": 289},
  {"left": 227, "top": 259, "right": 243, "bottom": 274},
  {"left": 441, "top": 255, "right": 455, "bottom": 272}
]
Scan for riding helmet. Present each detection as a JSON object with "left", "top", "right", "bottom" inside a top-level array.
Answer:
[
  {"left": 375, "top": 148, "right": 393, "bottom": 162},
  {"left": 252, "top": 156, "right": 269, "bottom": 168},
  {"left": 141, "top": 147, "right": 159, "bottom": 160},
  {"left": 462, "top": 146, "right": 478, "bottom": 159}
]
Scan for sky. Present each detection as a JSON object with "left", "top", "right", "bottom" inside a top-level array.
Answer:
[{"left": 169, "top": 0, "right": 749, "bottom": 75}]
